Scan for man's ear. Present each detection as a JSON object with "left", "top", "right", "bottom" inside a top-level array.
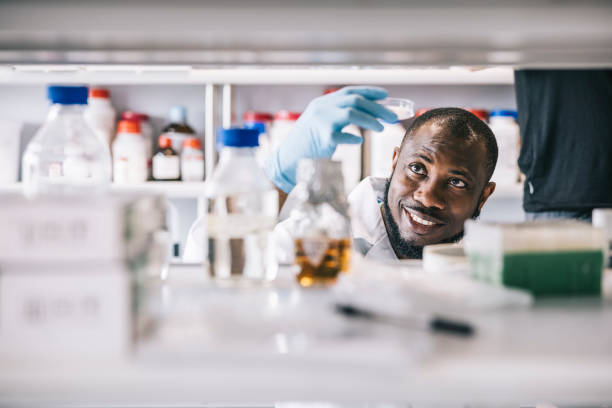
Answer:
[
  {"left": 391, "top": 146, "right": 401, "bottom": 173},
  {"left": 478, "top": 181, "right": 496, "bottom": 212}
]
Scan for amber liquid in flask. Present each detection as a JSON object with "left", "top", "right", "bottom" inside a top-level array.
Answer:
[{"left": 295, "top": 237, "right": 351, "bottom": 287}]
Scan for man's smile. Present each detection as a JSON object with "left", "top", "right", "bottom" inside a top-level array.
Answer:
[{"left": 401, "top": 205, "right": 445, "bottom": 235}]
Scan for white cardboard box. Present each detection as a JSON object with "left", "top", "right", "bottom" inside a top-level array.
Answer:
[
  {"left": 0, "top": 266, "right": 131, "bottom": 360},
  {"left": 0, "top": 193, "right": 166, "bottom": 264}
]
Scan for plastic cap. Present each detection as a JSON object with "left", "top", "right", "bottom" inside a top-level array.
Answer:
[
  {"left": 169, "top": 105, "right": 187, "bottom": 123},
  {"left": 117, "top": 120, "right": 141, "bottom": 134},
  {"left": 467, "top": 109, "right": 489, "bottom": 121},
  {"left": 244, "top": 122, "right": 266, "bottom": 135},
  {"left": 217, "top": 128, "right": 259, "bottom": 147},
  {"left": 48, "top": 85, "right": 88, "bottom": 105},
  {"left": 243, "top": 111, "right": 273, "bottom": 123},
  {"left": 121, "top": 111, "right": 149, "bottom": 122},
  {"left": 182, "top": 137, "right": 202, "bottom": 150},
  {"left": 415, "top": 108, "right": 431, "bottom": 117},
  {"left": 490, "top": 109, "right": 518, "bottom": 119},
  {"left": 158, "top": 135, "right": 173, "bottom": 149},
  {"left": 89, "top": 88, "right": 110, "bottom": 98},
  {"left": 323, "top": 87, "right": 341, "bottom": 95},
  {"left": 274, "top": 110, "right": 301, "bottom": 121}
]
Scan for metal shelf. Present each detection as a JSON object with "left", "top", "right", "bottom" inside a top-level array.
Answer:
[
  {"left": 0, "top": 182, "right": 206, "bottom": 199},
  {"left": 0, "top": 65, "right": 515, "bottom": 85}
]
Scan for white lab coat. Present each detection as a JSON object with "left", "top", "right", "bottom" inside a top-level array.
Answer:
[{"left": 183, "top": 176, "right": 398, "bottom": 263}]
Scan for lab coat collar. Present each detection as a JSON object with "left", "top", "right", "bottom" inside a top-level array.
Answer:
[{"left": 348, "top": 177, "right": 398, "bottom": 261}]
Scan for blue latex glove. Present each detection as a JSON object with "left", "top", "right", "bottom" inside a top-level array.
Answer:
[{"left": 264, "top": 86, "right": 397, "bottom": 193}]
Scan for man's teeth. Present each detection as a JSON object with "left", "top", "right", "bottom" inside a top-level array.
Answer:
[{"left": 407, "top": 209, "right": 435, "bottom": 226}]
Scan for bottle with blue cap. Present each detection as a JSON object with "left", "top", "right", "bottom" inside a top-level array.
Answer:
[
  {"left": 488, "top": 109, "right": 520, "bottom": 185},
  {"left": 204, "top": 127, "right": 278, "bottom": 281},
  {"left": 22, "top": 85, "right": 112, "bottom": 196}
]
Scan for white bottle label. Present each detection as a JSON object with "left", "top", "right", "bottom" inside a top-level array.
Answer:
[
  {"left": 181, "top": 154, "right": 204, "bottom": 181},
  {"left": 113, "top": 155, "right": 147, "bottom": 184},
  {"left": 153, "top": 155, "right": 180, "bottom": 180}
]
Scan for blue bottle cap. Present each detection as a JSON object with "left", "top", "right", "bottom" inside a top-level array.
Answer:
[
  {"left": 169, "top": 105, "right": 187, "bottom": 123},
  {"left": 217, "top": 128, "right": 259, "bottom": 148},
  {"left": 490, "top": 109, "right": 518, "bottom": 119},
  {"left": 47, "top": 85, "right": 88, "bottom": 105},
  {"left": 244, "top": 121, "right": 266, "bottom": 135}
]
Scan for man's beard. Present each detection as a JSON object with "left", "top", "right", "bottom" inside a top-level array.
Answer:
[{"left": 382, "top": 178, "right": 479, "bottom": 259}]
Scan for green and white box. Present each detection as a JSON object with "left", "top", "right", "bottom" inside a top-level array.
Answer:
[{"left": 464, "top": 220, "right": 606, "bottom": 296}]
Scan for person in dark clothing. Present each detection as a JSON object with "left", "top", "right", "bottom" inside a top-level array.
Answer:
[{"left": 514, "top": 69, "right": 612, "bottom": 222}]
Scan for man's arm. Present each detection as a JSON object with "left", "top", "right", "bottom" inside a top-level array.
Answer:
[{"left": 263, "top": 86, "right": 397, "bottom": 197}]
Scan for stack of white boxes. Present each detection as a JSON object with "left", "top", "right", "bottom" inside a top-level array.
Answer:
[{"left": 0, "top": 193, "right": 167, "bottom": 361}]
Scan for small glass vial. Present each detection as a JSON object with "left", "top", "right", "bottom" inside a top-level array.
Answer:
[
  {"left": 152, "top": 135, "right": 180, "bottom": 181},
  {"left": 290, "top": 159, "right": 352, "bottom": 287}
]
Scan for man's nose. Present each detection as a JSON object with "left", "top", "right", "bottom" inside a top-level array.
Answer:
[{"left": 413, "top": 178, "right": 446, "bottom": 210}]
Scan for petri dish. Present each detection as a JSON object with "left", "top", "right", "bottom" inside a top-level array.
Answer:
[{"left": 379, "top": 97, "right": 415, "bottom": 121}]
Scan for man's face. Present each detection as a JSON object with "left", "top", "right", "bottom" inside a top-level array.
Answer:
[{"left": 384, "top": 123, "right": 495, "bottom": 250}]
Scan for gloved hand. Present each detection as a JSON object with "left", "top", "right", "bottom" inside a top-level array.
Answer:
[{"left": 264, "top": 86, "right": 397, "bottom": 193}]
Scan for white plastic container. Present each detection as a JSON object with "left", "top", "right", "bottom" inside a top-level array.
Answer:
[
  {"left": 0, "top": 119, "right": 22, "bottom": 184},
  {"left": 180, "top": 137, "right": 205, "bottom": 181},
  {"left": 152, "top": 135, "right": 181, "bottom": 181},
  {"left": 121, "top": 111, "right": 154, "bottom": 175},
  {"left": 367, "top": 98, "right": 414, "bottom": 178},
  {"left": 22, "top": 85, "right": 112, "bottom": 196},
  {"left": 269, "top": 110, "right": 300, "bottom": 151},
  {"left": 488, "top": 110, "right": 520, "bottom": 185},
  {"left": 184, "top": 128, "right": 278, "bottom": 280},
  {"left": 112, "top": 120, "right": 148, "bottom": 184},
  {"left": 84, "top": 88, "right": 116, "bottom": 146}
]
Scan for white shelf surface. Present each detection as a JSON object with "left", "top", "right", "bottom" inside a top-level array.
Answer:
[
  {"left": 0, "top": 65, "right": 515, "bottom": 85},
  {"left": 1, "top": 266, "right": 611, "bottom": 405},
  {"left": 0, "top": 182, "right": 206, "bottom": 199},
  {"left": 0, "top": 181, "right": 524, "bottom": 200}
]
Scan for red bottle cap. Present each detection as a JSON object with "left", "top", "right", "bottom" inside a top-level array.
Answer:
[
  {"left": 117, "top": 120, "right": 141, "bottom": 134},
  {"left": 121, "top": 111, "right": 149, "bottom": 122},
  {"left": 158, "top": 135, "right": 173, "bottom": 149},
  {"left": 182, "top": 137, "right": 202, "bottom": 150},
  {"left": 89, "top": 88, "right": 110, "bottom": 98},
  {"left": 415, "top": 108, "right": 431, "bottom": 117},
  {"left": 243, "top": 111, "right": 273, "bottom": 123},
  {"left": 274, "top": 110, "right": 301, "bottom": 121},
  {"left": 467, "top": 108, "right": 489, "bottom": 121},
  {"left": 323, "top": 87, "right": 341, "bottom": 95}
]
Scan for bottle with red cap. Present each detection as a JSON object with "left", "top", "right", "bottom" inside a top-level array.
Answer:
[
  {"left": 84, "top": 87, "right": 116, "bottom": 146},
  {"left": 112, "top": 120, "right": 148, "bottom": 184},
  {"left": 180, "top": 137, "right": 204, "bottom": 181},
  {"left": 121, "top": 111, "right": 154, "bottom": 177},
  {"left": 152, "top": 134, "right": 181, "bottom": 181},
  {"left": 269, "top": 110, "right": 301, "bottom": 152}
]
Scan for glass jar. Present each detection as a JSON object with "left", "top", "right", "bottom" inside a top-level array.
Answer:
[{"left": 289, "top": 159, "right": 352, "bottom": 287}]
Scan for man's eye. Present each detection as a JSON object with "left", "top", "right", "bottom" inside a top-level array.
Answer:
[
  {"left": 449, "top": 178, "right": 467, "bottom": 188},
  {"left": 409, "top": 163, "right": 426, "bottom": 175}
]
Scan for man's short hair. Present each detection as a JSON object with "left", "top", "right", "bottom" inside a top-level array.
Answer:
[{"left": 401, "top": 107, "right": 498, "bottom": 181}]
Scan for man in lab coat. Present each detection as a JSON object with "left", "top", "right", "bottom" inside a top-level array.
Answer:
[
  {"left": 185, "top": 87, "right": 497, "bottom": 262},
  {"left": 272, "top": 100, "right": 498, "bottom": 261}
]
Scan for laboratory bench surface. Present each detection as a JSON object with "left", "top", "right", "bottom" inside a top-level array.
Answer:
[{"left": 1, "top": 266, "right": 611, "bottom": 407}]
